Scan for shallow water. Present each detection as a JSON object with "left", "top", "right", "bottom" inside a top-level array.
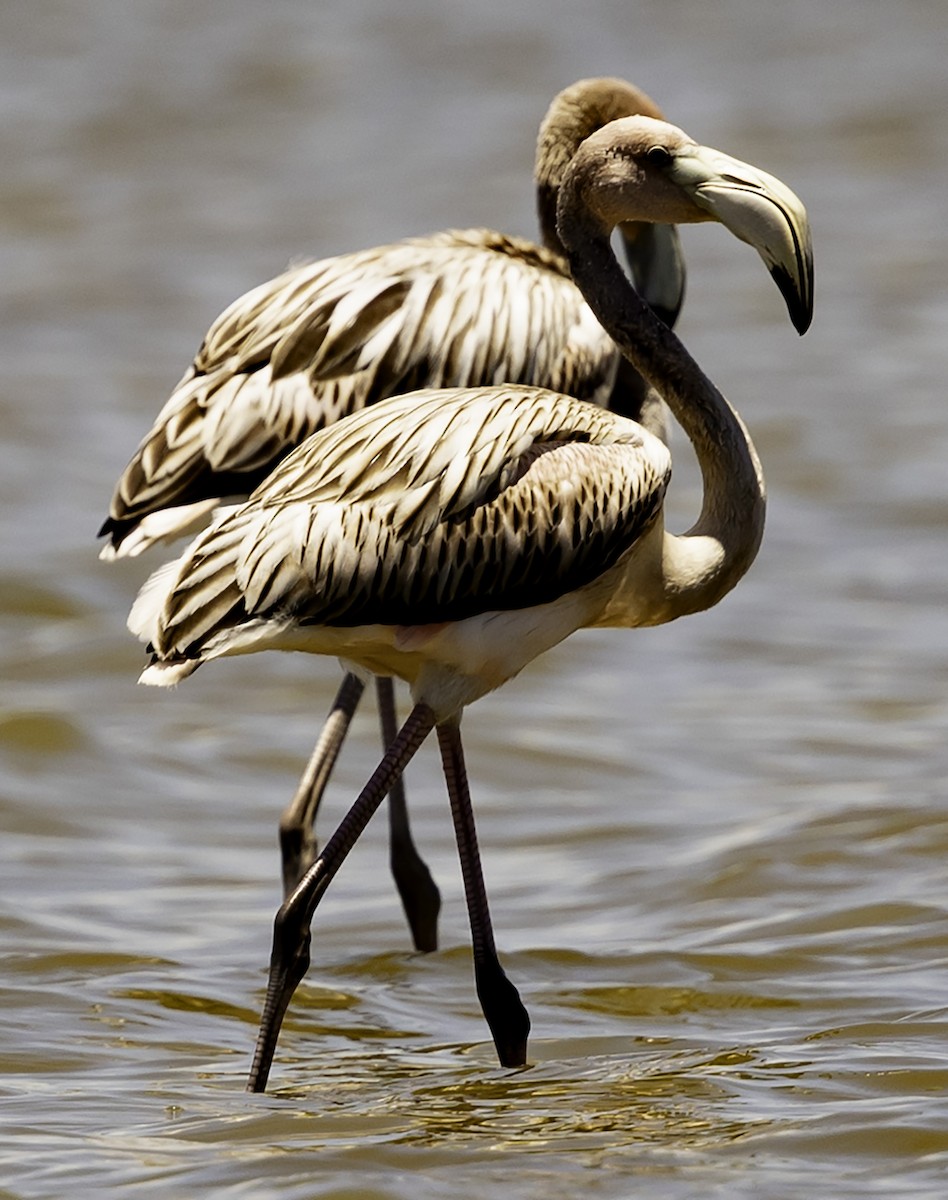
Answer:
[{"left": 2, "top": 1, "right": 948, "bottom": 1197}]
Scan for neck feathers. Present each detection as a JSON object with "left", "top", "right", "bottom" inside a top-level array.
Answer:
[{"left": 559, "top": 209, "right": 765, "bottom": 618}]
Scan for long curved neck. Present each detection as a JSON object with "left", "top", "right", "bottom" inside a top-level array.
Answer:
[{"left": 559, "top": 204, "right": 766, "bottom": 618}]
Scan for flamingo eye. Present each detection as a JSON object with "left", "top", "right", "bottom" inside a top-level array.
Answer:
[{"left": 646, "top": 145, "right": 673, "bottom": 168}]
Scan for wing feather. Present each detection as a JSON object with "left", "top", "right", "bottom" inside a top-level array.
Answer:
[{"left": 147, "top": 386, "right": 670, "bottom": 658}]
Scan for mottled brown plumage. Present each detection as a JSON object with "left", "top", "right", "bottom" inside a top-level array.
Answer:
[{"left": 137, "top": 386, "right": 670, "bottom": 655}]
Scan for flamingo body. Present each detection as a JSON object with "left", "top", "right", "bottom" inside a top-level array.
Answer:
[{"left": 132, "top": 385, "right": 671, "bottom": 714}]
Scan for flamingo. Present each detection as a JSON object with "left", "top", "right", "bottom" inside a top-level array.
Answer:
[
  {"left": 129, "top": 114, "right": 812, "bottom": 1090},
  {"left": 100, "top": 79, "right": 687, "bottom": 949}
]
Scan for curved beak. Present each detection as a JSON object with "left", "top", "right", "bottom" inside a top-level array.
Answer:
[{"left": 671, "top": 146, "right": 814, "bottom": 334}]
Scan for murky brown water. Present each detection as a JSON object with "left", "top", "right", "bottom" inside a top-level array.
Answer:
[{"left": 2, "top": 1, "right": 948, "bottom": 1196}]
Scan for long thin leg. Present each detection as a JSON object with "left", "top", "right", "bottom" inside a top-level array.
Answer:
[
  {"left": 376, "top": 676, "right": 441, "bottom": 952},
  {"left": 436, "top": 720, "right": 530, "bottom": 1068},
  {"left": 278, "top": 672, "right": 365, "bottom": 896},
  {"left": 248, "top": 702, "right": 437, "bottom": 1094}
]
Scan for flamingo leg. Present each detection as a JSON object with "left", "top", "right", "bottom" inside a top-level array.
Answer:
[
  {"left": 376, "top": 676, "right": 441, "bottom": 953},
  {"left": 248, "top": 702, "right": 437, "bottom": 1094},
  {"left": 436, "top": 721, "right": 530, "bottom": 1068},
  {"left": 278, "top": 672, "right": 366, "bottom": 897}
]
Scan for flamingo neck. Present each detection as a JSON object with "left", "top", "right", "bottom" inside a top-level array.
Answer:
[{"left": 559, "top": 215, "right": 766, "bottom": 619}]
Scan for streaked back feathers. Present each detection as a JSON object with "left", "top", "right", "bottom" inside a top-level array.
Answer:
[{"left": 135, "top": 386, "right": 671, "bottom": 661}]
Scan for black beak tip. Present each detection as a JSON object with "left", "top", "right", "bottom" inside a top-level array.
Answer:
[{"left": 770, "top": 264, "right": 813, "bottom": 336}]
